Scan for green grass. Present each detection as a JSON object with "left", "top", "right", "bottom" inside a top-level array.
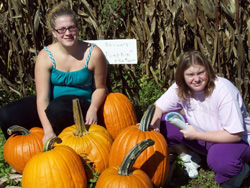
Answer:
[
  {"left": 0, "top": 130, "right": 10, "bottom": 176},
  {"left": 0, "top": 130, "right": 22, "bottom": 187}
]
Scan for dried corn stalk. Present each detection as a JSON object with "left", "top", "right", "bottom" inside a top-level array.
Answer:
[{"left": 1, "top": 0, "right": 250, "bottom": 111}]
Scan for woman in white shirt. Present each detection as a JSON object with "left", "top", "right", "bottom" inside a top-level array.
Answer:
[{"left": 150, "top": 50, "right": 250, "bottom": 187}]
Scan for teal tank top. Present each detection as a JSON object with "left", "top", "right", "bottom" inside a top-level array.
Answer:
[{"left": 44, "top": 44, "right": 95, "bottom": 102}]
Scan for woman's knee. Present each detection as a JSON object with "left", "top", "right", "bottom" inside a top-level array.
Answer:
[
  {"left": 46, "top": 95, "right": 90, "bottom": 118},
  {"left": 0, "top": 103, "right": 21, "bottom": 130},
  {"left": 160, "top": 120, "right": 183, "bottom": 145},
  {"left": 207, "top": 143, "right": 244, "bottom": 181},
  {"left": 0, "top": 106, "right": 10, "bottom": 126},
  {"left": 46, "top": 103, "right": 73, "bottom": 128},
  {"left": 45, "top": 95, "right": 90, "bottom": 134},
  {"left": 0, "top": 96, "right": 40, "bottom": 138},
  {"left": 46, "top": 100, "right": 68, "bottom": 118},
  {"left": 0, "top": 106, "right": 11, "bottom": 138}
]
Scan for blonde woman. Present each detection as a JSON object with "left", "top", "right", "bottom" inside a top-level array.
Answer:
[{"left": 0, "top": 3, "right": 107, "bottom": 144}]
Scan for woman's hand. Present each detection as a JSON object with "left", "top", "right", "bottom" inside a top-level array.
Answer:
[
  {"left": 43, "top": 130, "right": 56, "bottom": 144},
  {"left": 180, "top": 125, "right": 198, "bottom": 140},
  {"left": 149, "top": 104, "right": 163, "bottom": 132},
  {"left": 149, "top": 124, "right": 160, "bottom": 132},
  {"left": 85, "top": 109, "right": 98, "bottom": 125}
]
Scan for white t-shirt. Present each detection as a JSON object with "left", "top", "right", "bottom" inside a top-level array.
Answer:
[{"left": 156, "top": 76, "right": 250, "bottom": 144}]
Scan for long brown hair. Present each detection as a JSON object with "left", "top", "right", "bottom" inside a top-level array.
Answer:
[{"left": 175, "top": 50, "right": 216, "bottom": 101}]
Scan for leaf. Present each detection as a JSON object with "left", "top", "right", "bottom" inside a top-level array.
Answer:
[
  {"left": 33, "top": 8, "right": 41, "bottom": 34},
  {"left": 200, "top": 0, "right": 216, "bottom": 20}
]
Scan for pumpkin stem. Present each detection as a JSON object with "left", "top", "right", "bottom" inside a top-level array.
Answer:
[
  {"left": 42, "top": 137, "right": 62, "bottom": 152},
  {"left": 118, "top": 139, "right": 155, "bottom": 176},
  {"left": 7, "top": 125, "right": 30, "bottom": 136},
  {"left": 139, "top": 104, "right": 156, "bottom": 132},
  {"left": 72, "top": 98, "right": 89, "bottom": 136}
]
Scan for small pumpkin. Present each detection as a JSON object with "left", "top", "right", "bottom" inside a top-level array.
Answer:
[
  {"left": 58, "top": 98, "right": 113, "bottom": 177},
  {"left": 96, "top": 139, "right": 155, "bottom": 188},
  {"left": 3, "top": 125, "right": 44, "bottom": 174},
  {"left": 108, "top": 104, "right": 169, "bottom": 187},
  {"left": 98, "top": 92, "right": 138, "bottom": 139},
  {"left": 22, "top": 137, "right": 87, "bottom": 188}
]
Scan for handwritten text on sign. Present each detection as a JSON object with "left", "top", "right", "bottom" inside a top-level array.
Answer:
[{"left": 84, "top": 39, "right": 137, "bottom": 64}]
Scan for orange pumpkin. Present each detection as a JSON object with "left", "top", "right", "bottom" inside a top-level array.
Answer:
[
  {"left": 3, "top": 125, "right": 44, "bottom": 174},
  {"left": 108, "top": 104, "right": 169, "bottom": 187},
  {"left": 99, "top": 92, "right": 138, "bottom": 139},
  {"left": 96, "top": 139, "right": 155, "bottom": 188},
  {"left": 22, "top": 137, "right": 87, "bottom": 188},
  {"left": 58, "top": 98, "right": 113, "bottom": 178}
]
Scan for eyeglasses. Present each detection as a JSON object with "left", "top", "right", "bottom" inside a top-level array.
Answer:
[{"left": 54, "top": 26, "right": 77, "bottom": 34}]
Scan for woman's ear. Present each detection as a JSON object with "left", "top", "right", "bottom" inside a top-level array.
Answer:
[{"left": 51, "top": 30, "right": 57, "bottom": 38}]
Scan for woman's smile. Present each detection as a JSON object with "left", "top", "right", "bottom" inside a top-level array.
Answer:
[{"left": 184, "top": 64, "right": 208, "bottom": 92}]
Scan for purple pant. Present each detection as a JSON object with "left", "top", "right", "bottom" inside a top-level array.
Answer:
[{"left": 160, "top": 113, "right": 250, "bottom": 184}]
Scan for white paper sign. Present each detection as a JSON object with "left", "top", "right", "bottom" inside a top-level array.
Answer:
[{"left": 84, "top": 39, "right": 137, "bottom": 64}]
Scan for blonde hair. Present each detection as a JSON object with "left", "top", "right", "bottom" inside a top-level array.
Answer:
[
  {"left": 46, "top": 2, "right": 78, "bottom": 31},
  {"left": 175, "top": 50, "right": 216, "bottom": 101}
]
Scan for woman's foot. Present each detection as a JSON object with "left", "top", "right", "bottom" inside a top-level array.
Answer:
[{"left": 221, "top": 163, "right": 250, "bottom": 188}]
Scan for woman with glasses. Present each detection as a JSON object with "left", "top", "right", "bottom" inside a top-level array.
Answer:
[
  {"left": 0, "top": 2, "right": 107, "bottom": 144},
  {"left": 150, "top": 50, "right": 250, "bottom": 187}
]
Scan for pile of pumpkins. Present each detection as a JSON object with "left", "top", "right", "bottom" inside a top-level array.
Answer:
[{"left": 3, "top": 92, "right": 169, "bottom": 188}]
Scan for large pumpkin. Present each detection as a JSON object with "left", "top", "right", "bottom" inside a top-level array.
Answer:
[
  {"left": 108, "top": 104, "right": 169, "bottom": 187},
  {"left": 3, "top": 125, "right": 44, "bottom": 174},
  {"left": 22, "top": 137, "right": 87, "bottom": 188},
  {"left": 98, "top": 92, "right": 138, "bottom": 139},
  {"left": 58, "top": 98, "right": 113, "bottom": 177},
  {"left": 96, "top": 139, "right": 155, "bottom": 188}
]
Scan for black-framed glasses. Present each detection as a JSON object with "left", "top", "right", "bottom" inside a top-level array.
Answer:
[{"left": 54, "top": 26, "right": 77, "bottom": 34}]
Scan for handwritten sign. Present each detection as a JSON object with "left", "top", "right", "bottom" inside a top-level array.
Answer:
[{"left": 84, "top": 39, "right": 137, "bottom": 64}]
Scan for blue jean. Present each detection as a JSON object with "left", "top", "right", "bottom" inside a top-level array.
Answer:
[
  {"left": 160, "top": 113, "right": 250, "bottom": 184},
  {"left": 0, "top": 95, "right": 90, "bottom": 139}
]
